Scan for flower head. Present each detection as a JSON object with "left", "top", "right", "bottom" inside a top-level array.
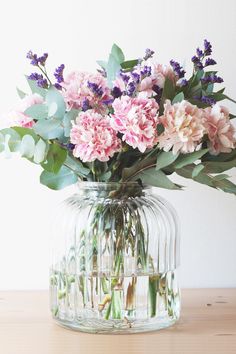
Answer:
[
  {"left": 111, "top": 96, "right": 159, "bottom": 153},
  {"left": 203, "top": 104, "right": 236, "bottom": 154},
  {"left": 8, "top": 93, "right": 44, "bottom": 128},
  {"left": 70, "top": 110, "right": 121, "bottom": 162},
  {"left": 158, "top": 100, "right": 205, "bottom": 154},
  {"left": 61, "top": 71, "right": 111, "bottom": 112}
]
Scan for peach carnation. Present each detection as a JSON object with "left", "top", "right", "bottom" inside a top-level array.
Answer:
[
  {"left": 111, "top": 96, "right": 159, "bottom": 153},
  {"left": 70, "top": 110, "right": 121, "bottom": 162},
  {"left": 61, "top": 71, "right": 111, "bottom": 112},
  {"left": 158, "top": 100, "right": 205, "bottom": 154},
  {"left": 203, "top": 104, "right": 236, "bottom": 155}
]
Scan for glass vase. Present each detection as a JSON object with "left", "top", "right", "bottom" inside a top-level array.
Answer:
[{"left": 50, "top": 182, "right": 180, "bottom": 333}]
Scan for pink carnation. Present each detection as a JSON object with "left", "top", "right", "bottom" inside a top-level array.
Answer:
[
  {"left": 8, "top": 93, "right": 44, "bottom": 128},
  {"left": 203, "top": 104, "right": 236, "bottom": 155},
  {"left": 111, "top": 96, "right": 159, "bottom": 153},
  {"left": 158, "top": 100, "right": 205, "bottom": 154},
  {"left": 61, "top": 71, "right": 111, "bottom": 112},
  {"left": 70, "top": 110, "right": 121, "bottom": 162},
  {"left": 145, "top": 59, "right": 176, "bottom": 89}
]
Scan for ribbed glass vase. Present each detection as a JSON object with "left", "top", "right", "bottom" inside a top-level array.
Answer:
[{"left": 50, "top": 182, "right": 180, "bottom": 333}]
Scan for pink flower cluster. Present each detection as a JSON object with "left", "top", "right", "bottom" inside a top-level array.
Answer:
[
  {"left": 61, "top": 71, "right": 111, "bottom": 112},
  {"left": 158, "top": 100, "right": 205, "bottom": 154},
  {"left": 203, "top": 105, "right": 235, "bottom": 154},
  {"left": 9, "top": 93, "right": 44, "bottom": 128},
  {"left": 111, "top": 96, "right": 159, "bottom": 153},
  {"left": 70, "top": 110, "right": 121, "bottom": 162},
  {"left": 158, "top": 100, "right": 236, "bottom": 155}
]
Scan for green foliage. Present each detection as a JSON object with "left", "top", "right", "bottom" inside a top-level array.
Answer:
[
  {"left": 41, "top": 143, "right": 67, "bottom": 174},
  {"left": 135, "top": 168, "right": 182, "bottom": 190},
  {"left": 156, "top": 151, "right": 179, "bottom": 170},
  {"left": 172, "top": 92, "right": 184, "bottom": 104},
  {"left": 40, "top": 165, "right": 78, "bottom": 190},
  {"left": 33, "top": 118, "right": 63, "bottom": 139},
  {"left": 106, "top": 53, "right": 121, "bottom": 88},
  {"left": 120, "top": 59, "right": 139, "bottom": 70},
  {"left": 16, "top": 87, "right": 26, "bottom": 99},
  {"left": 25, "top": 76, "right": 46, "bottom": 98},
  {"left": 24, "top": 104, "right": 48, "bottom": 120},
  {"left": 111, "top": 44, "right": 125, "bottom": 64},
  {"left": 174, "top": 149, "right": 209, "bottom": 169},
  {"left": 46, "top": 86, "right": 66, "bottom": 119}
]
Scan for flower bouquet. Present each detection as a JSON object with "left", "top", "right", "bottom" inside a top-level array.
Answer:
[{"left": 1, "top": 40, "right": 236, "bottom": 333}]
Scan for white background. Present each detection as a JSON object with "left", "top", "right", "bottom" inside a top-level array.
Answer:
[{"left": 0, "top": 0, "right": 235, "bottom": 289}]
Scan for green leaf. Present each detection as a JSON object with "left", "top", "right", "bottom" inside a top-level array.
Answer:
[
  {"left": 212, "top": 92, "right": 236, "bottom": 104},
  {"left": 41, "top": 143, "right": 67, "bottom": 174},
  {"left": 162, "top": 77, "right": 175, "bottom": 101},
  {"left": 106, "top": 54, "right": 121, "bottom": 88},
  {"left": 135, "top": 168, "right": 181, "bottom": 190},
  {"left": 100, "top": 171, "right": 112, "bottom": 182},
  {"left": 96, "top": 60, "right": 107, "bottom": 70},
  {"left": 16, "top": 87, "right": 26, "bottom": 99},
  {"left": 213, "top": 178, "right": 236, "bottom": 195},
  {"left": 25, "top": 77, "right": 46, "bottom": 98},
  {"left": 63, "top": 109, "right": 78, "bottom": 137},
  {"left": 172, "top": 92, "right": 184, "bottom": 104},
  {"left": 46, "top": 86, "right": 66, "bottom": 119},
  {"left": 0, "top": 128, "right": 21, "bottom": 152},
  {"left": 174, "top": 149, "right": 209, "bottom": 169},
  {"left": 111, "top": 44, "right": 125, "bottom": 64},
  {"left": 122, "top": 156, "right": 156, "bottom": 181},
  {"left": 156, "top": 151, "right": 179, "bottom": 170},
  {"left": 192, "top": 164, "right": 204, "bottom": 178},
  {"left": 20, "top": 134, "right": 35, "bottom": 158},
  {"left": 24, "top": 104, "right": 48, "bottom": 120},
  {"left": 33, "top": 118, "right": 63, "bottom": 139},
  {"left": 120, "top": 59, "right": 139, "bottom": 70},
  {"left": 33, "top": 139, "right": 48, "bottom": 164},
  {"left": 176, "top": 164, "right": 214, "bottom": 188},
  {"left": 40, "top": 165, "right": 78, "bottom": 190},
  {"left": 213, "top": 174, "right": 230, "bottom": 181},
  {"left": 64, "top": 155, "right": 90, "bottom": 177},
  {"left": 202, "top": 159, "right": 236, "bottom": 173},
  {"left": 0, "top": 132, "right": 5, "bottom": 153}
]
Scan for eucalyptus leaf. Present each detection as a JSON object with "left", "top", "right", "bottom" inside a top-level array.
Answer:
[
  {"left": 202, "top": 159, "right": 236, "bottom": 173},
  {"left": 40, "top": 165, "right": 78, "bottom": 190},
  {"left": 192, "top": 164, "right": 204, "bottom": 178},
  {"left": 96, "top": 60, "right": 107, "bottom": 70},
  {"left": 33, "top": 139, "right": 48, "bottom": 164},
  {"left": 24, "top": 104, "right": 48, "bottom": 120},
  {"left": 156, "top": 151, "right": 179, "bottom": 170},
  {"left": 172, "top": 92, "right": 184, "bottom": 104},
  {"left": 135, "top": 168, "right": 181, "bottom": 190},
  {"left": 42, "top": 143, "right": 67, "bottom": 174},
  {"left": 34, "top": 118, "right": 63, "bottom": 139},
  {"left": 20, "top": 134, "right": 35, "bottom": 158},
  {"left": 0, "top": 128, "right": 21, "bottom": 152},
  {"left": 63, "top": 109, "right": 79, "bottom": 137},
  {"left": 16, "top": 87, "right": 26, "bottom": 99},
  {"left": 111, "top": 44, "right": 125, "bottom": 64},
  {"left": 64, "top": 155, "right": 90, "bottom": 177},
  {"left": 46, "top": 86, "right": 66, "bottom": 119},
  {"left": 174, "top": 149, "right": 209, "bottom": 169},
  {"left": 213, "top": 178, "right": 236, "bottom": 195},
  {"left": 106, "top": 53, "right": 121, "bottom": 88},
  {"left": 25, "top": 76, "right": 46, "bottom": 98}
]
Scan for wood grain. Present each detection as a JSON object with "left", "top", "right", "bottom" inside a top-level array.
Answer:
[{"left": 0, "top": 289, "right": 235, "bottom": 354}]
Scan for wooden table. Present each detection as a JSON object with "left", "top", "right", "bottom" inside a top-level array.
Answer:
[{"left": 0, "top": 289, "right": 235, "bottom": 354}]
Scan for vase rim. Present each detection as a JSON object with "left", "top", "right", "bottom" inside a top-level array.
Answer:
[{"left": 75, "top": 181, "right": 151, "bottom": 193}]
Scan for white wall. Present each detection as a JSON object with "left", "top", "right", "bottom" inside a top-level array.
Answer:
[{"left": 0, "top": 0, "right": 235, "bottom": 289}]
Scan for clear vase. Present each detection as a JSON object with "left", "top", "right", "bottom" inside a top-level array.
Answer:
[{"left": 50, "top": 182, "right": 180, "bottom": 333}]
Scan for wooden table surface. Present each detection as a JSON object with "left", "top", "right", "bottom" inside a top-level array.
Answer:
[{"left": 0, "top": 289, "right": 235, "bottom": 354}]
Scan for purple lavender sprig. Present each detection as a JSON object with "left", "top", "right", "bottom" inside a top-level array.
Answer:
[
  {"left": 191, "top": 39, "right": 217, "bottom": 71},
  {"left": 170, "top": 60, "right": 185, "bottom": 78},
  {"left": 143, "top": 48, "right": 155, "bottom": 61},
  {"left": 54, "top": 64, "right": 65, "bottom": 90},
  {"left": 27, "top": 50, "right": 51, "bottom": 88},
  {"left": 201, "top": 73, "right": 223, "bottom": 84}
]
